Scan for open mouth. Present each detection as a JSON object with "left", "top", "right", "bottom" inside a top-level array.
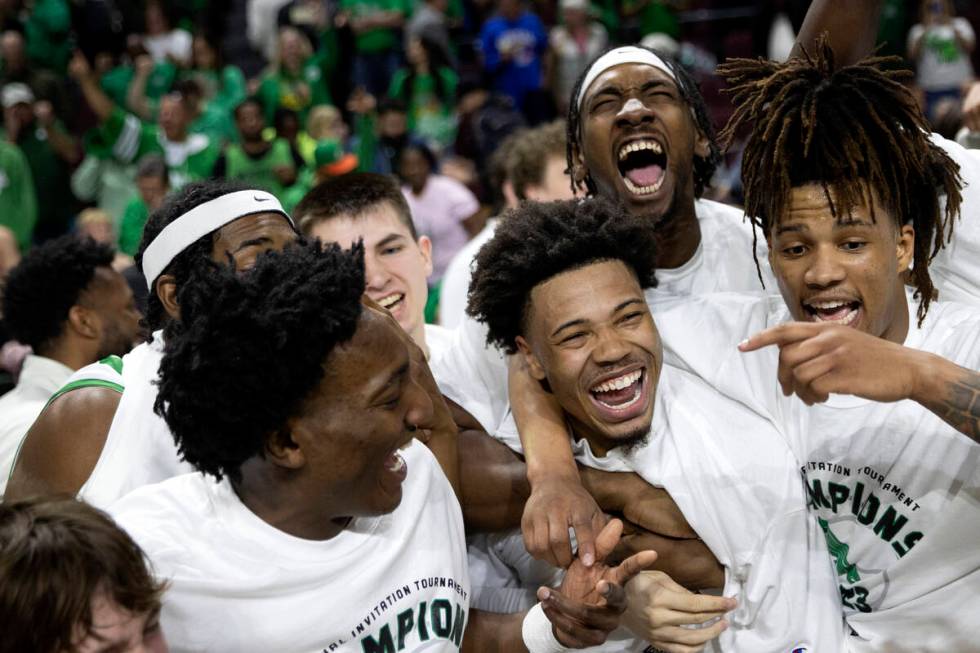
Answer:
[
  {"left": 588, "top": 368, "right": 648, "bottom": 422},
  {"left": 381, "top": 439, "right": 413, "bottom": 484},
  {"left": 803, "top": 298, "right": 862, "bottom": 327},
  {"left": 376, "top": 292, "right": 405, "bottom": 312},
  {"left": 617, "top": 139, "right": 666, "bottom": 196}
]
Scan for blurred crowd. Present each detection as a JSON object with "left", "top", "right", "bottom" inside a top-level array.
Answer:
[{"left": 0, "top": 0, "right": 977, "bottom": 332}]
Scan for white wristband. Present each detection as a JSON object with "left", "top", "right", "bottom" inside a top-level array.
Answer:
[{"left": 521, "top": 602, "right": 569, "bottom": 653}]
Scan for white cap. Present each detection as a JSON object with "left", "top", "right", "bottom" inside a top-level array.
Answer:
[{"left": 1, "top": 83, "right": 33, "bottom": 109}]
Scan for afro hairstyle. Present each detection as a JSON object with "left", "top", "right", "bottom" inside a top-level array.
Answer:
[
  {"left": 154, "top": 237, "right": 365, "bottom": 483},
  {"left": 467, "top": 197, "right": 658, "bottom": 355},
  {"left": 1, "top": 235, "right": 115, "bottom": 354}
]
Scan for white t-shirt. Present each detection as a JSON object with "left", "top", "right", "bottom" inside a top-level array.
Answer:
[
  {"left": 488, "top": 366, "right": 845, "bottom": 652},
  {"left": 652, "top": 290, "right": 980, "bottom": 652},
  {"left": 907, "top": 19, "right": 975, "bottom": 92},
  {"left": 439, "top": 219, "right": 498, "bottom": 329},
  {"left": 0, "top": 355, "right": 73, "bottom": 498},
  {"left": 55, "top": 335, "right": 192, "bottom": 508},
  {"left": 927, "top": 132, "right": 980, "bottom": 308},
  {"left": 110, "top": 440, "right": 470, "bottom": 653}
]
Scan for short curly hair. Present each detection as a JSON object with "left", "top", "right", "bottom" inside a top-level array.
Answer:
[
  {"left": 1, "top": 235, "right": 114, "bottom": 354},
  {"left": 467, "top": 198, "right": 659, "bottom": 354},
  {"left": 134, "top": 179, "right": 284, "bottom": 340},
  {"left": 154, "top": 238, "right": 365, "bottom": 483}
]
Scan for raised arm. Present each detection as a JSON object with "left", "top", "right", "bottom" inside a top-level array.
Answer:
[
  {"left": 68, "top": 51, "right": 116, "bottom": 124},
  {"left": 791, "top": 0, "right": 884, "bottom": 66}
]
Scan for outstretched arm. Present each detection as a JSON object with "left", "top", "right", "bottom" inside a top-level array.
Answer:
[
  {"left": 68, "top": 51, "right": 116, "bottom": 123},
  {"left": 792, "top": 0, "right": 884, "bottom": 66},
  {"left": 740, "top": 322, "right": 980, "bottom": 444}
]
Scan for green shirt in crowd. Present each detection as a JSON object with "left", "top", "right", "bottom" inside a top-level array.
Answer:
[
  {"left": 118, "top": 196, "right": 150, "bottom": 257},
  {"left": 0, "top": 141, "right": 37, "bottom": 251},
  {"left": 388, "top": 66, "right": 458, "bottom": 149},
  {"left": 16, "top": 123, "right": 76, "bottom": 238},
  {"left": 256, "top": 61, "right": 332, "bottom": 125},
  {"left": 101, "top": 62, "right": 179, "bottom": 113},
  {"left": 97, "top": 107, "right": 220, "bottom": 188},
  {"left": 342, "top": 0, "right": 412, "bottom": 53},
  {"left": 216, "top": 138, "right": 295, "bottom": 200}
]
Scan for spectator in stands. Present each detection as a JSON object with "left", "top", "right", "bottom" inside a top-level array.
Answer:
[
  {"left": 0, "top": 30, "right": 67, "bottom": 119},
  {"left": 0, "top": 137, "right": 35, "bottom": 251},
  {"left": 99, "top": 40, "right": 178, "bottom": 120},
  {"left": 2, "top": 83, "right": 78, "bottom": 242},
  {"left": 214, "top": 98, "right": 297, "bottom": 199},
  {"left": 0, "top": 236, "right": 140, "bottom": 495},
  {"left": 0, "top": 225, "right": 19, "bottom": 278},
  {"left": 274, "top": 106, "right": 310, "bottom": 170},
  {"left": 389, "top": 35, "right": 459, "bottom": 150},
  {"left": 479, "top": 0, "right": 548, "bottom": 111},
  {"left": 407, "top": 0, "right": 452, "bottom": 60},
  {"left": 140, "top": 0, "right": 192, "bottom": 67},
  {"left": 398, "top": 141, "right": 480, "bottom": 320},
  {"left": 118, "top": 155, "right": 169, "bottom": 258},
  {"left": 623, "top": 0, "right": 681, "bottom": 40},
  {"left": 908, "top": 0, "right": 976, "bottom": 121},
  {"left": 75, "top": 209, "right": 134, "bottom": 272},
  {"left": 0, "top": 498, "right": 167, "bottom": 652},
  {"left": 547, "top": 0, "right": 608, "bottom": 115},
  {"left": 341, "top": 0, "right": 410, "bottom": 98},
  {"left": 181, "top": 32, "right": 247, "bottom": 118},
  {"left": 69, "top": 52, "right": 221, "bottom": 189},
  {"left": 352, "top": 94, "right": 410, "bottom": 174},
  {"left": 256, "top": 26, "right": 332, "bottom": 126}
]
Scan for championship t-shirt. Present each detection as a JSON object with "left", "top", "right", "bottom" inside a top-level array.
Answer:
[
  {"left": 110, "top": 440, "right": 469, "bottom": 653},
  {"left": 651, "top": 290, "right": 980, "bottom": 651}
]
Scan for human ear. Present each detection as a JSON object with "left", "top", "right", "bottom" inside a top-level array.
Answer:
[
  {"left": 417, "top": 236, "right": 433, "bottom": 277},
  {"left": 515, "top": 335, "right": 547, "bottom": 381},
  {"left": 155, "top": 274, "right": 181, "bottom": 320},
  {"left": 265, "top": 420, "right": 307, "bottom": 471},
  {"left": 67, "top": 305, "right": 99, "bottom": 340},
  {"left": 693, "top": 128, "right": 710, "bottom": 158},
  {"left": 896, "top": 224, "right": 915, "bottom": 273}
]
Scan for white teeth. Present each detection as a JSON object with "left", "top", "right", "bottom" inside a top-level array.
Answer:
[
  {"left": 618, "top": 139, "right": 663, "bottom": 161},
  {"left": 810, "top": 305, "right": 860, "bottom": 326},
  {"left": 596, "top": 385, "right": 643, "bottom": 410},
  {"left": 807, "top": 300, "right": 849, "bottom": 310},
  {"left": 377, "top": 293, "right": 403, "bottom": 309},
  {"left": 623, "top": 174, "right": 664, "bottom": 195},
  {"left": 385, "top": 452, "right": 405, "bottom": 472},
  {"left": 592, "top": 370, "right": 642, "bottom": 394}
]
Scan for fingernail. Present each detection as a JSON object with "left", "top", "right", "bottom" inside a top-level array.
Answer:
[
  {"left": 582, "top": 552, "right": 594, "bottom": 567},
  {"left": 720, "top": 619, "right": 729, "bottom": 631},
  {"left": 538, "top": 587, "right": 551, "bottom": 601},
  {"left": 599, "top": 583, "right": 609, "bottom": 596},
  {"left": 738, "top": 339, "right": 749, "bottom": 349}
]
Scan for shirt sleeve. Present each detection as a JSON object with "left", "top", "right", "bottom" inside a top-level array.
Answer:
[{"left": 446, "top": 178, "right": 479, "bottom": 223}]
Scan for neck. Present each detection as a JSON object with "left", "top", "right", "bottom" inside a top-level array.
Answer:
[
  {"left": 242, "top": 137, "right": 268, "bottom": 152},
  {"left": 235, "top": 462, "right": 349, "bottom": 541},
  {"left": 567, "top": 416, "right": 616, "bottom": 458},
  {"left": 650, "top": 200, "right": 701, "bottom": 269},
  {"left": 412, "top": 325, "right": 429, "bottom": 360},
  {"left": 880, "top": 284, "right": 911, "bottom": 345},
  {"left": 38, "top": 338, "right": 92, "bottom": 371}
]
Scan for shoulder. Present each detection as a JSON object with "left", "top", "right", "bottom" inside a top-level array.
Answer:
[
  {"left": 108, "top": 473, "right": 214, "bottom": 554},
  {"left": 917, "top": 299, "right": 980, "bottom": 366},
  {"left": 424, "top": 323, "right": 454, "bottom": 364}
]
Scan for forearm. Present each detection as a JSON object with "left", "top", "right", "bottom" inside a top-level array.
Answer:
[
  {"left": 78, "top": 76, "right": 116, "bottom": 123},
  {"left": 462, "top": 610, "right": 527, "bottom": 653},
  {"left": 792, "top": 0, "right": 883, "bottom": 66},
  {"left": 912, "top": 352, "right": 980, "bottom": 444},
  {"left": 44, "top": 124, "right": 80, "bottom": 165},
  {"left": 126, "top": 73, "right": 153, "bottom": 121},
  {"left": 459, "top": 429, "right": 530, "bottom": 531},
  {"left": 509, "top": 357, "right": 579, "bottom": 486}
]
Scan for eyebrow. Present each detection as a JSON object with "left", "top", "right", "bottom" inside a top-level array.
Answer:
[
  {"left": 233, "top": 236, "right": 273, "bottom": 252},
  {"left": 775, "top": 217, "right": 875, "bottom": 235},
  {"left": 550, "top": 298, "right": 645, "bottom": 338},
  {"left": 376, "top": 233, "right": 407, "bottom": 249},
  {"left": 369, "top": 361, "right": 409, "bottom": 403}
]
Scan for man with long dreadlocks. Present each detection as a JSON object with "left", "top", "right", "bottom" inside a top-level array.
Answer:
[{"left": 629, "top": 39, "right": 980, "bottom": 650}]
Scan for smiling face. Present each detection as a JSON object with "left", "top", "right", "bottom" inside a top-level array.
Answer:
[
  {"left": 289, "top": 308, "right": 433, "bottom": 517},
  {"left": 517, "top": 260, "right": 661, "bottom": 455},
  {"left": 573, "top": 63, "right": 707, "bottom": 223},
  {"left": 768, "top": 184, "right": 914, "bottom": 343},
  {"left": 308, "top": 204, "right": 432, "bottom": 348}
]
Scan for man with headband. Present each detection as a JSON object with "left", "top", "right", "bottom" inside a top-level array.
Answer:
[{"left": 6, "top": 180, "right": 299, "bottom": 506}]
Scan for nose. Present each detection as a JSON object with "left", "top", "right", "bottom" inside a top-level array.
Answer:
[
  {"left": 591, "top": 325, "right": 631, "bottom": 366},
  {"left": 804, "top": 244, "right": 847, "bottom": 288},
  {"left": 404, "top": 373, "right": 435, "bottom": 432},
  {"left": 364, "top": 253, "right": 390, "bottom": 291},
  {"left": 615, "top": 97, "right": 653, "bottom": 127}
]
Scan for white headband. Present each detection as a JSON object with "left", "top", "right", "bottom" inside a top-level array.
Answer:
[
  {"left": 576, "top": 46, "right": 677, "bottom": 111},
  {"left": 141, "top": 190, "right": 293, "bottom": 290}
]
